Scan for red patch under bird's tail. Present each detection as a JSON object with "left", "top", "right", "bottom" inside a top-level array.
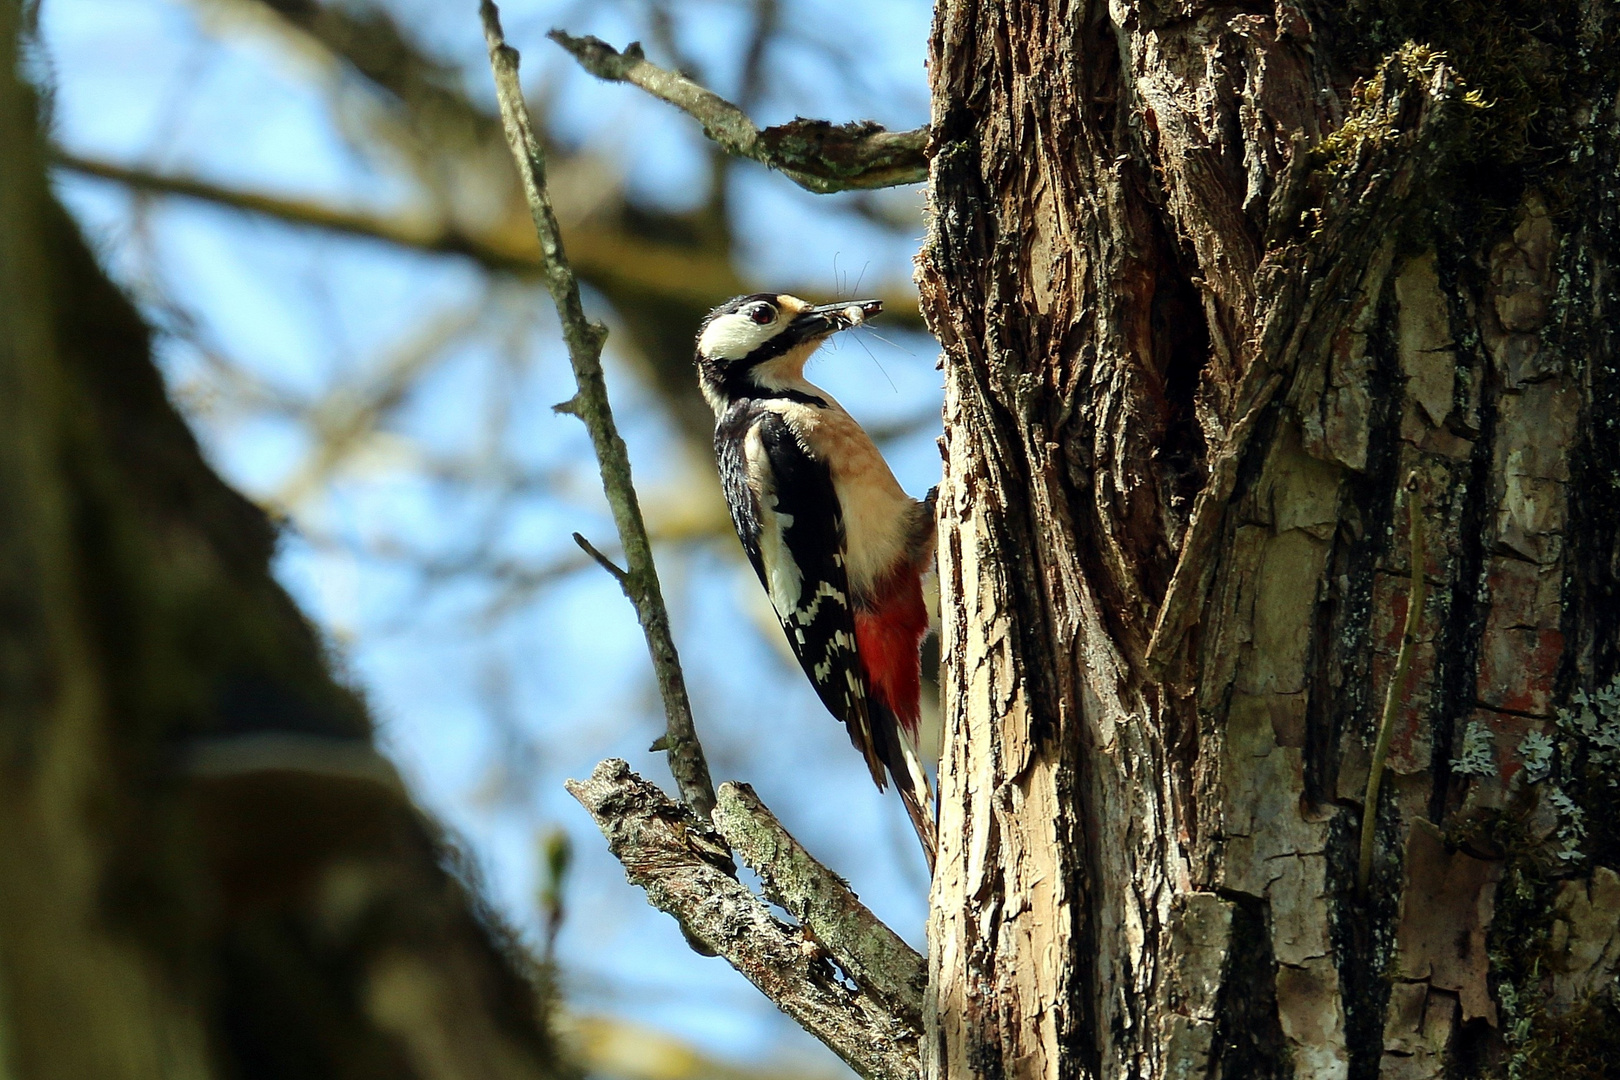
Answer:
[{"left": 855, "top": 568, "right": 935, "bottom": 868}]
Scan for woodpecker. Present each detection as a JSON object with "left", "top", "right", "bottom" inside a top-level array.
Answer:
[{"left": 697, "top": 293, "right": 939, "bottom": 867}]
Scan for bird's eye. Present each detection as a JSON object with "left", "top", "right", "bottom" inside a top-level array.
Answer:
[{"left": 748, "top": 304, "right": 775, "bottom": 325}]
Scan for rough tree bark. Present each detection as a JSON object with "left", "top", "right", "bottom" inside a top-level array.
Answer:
[
  {"left": 0, "top": 6, "right": 567, "bottom": 1076},
  {"left": 920, "top": 2, "right": 1620, "bottom": 1078}
]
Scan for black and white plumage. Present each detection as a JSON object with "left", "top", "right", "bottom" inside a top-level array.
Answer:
[{"left": 697, "top": 292, "right": 939, "bottom": 866}]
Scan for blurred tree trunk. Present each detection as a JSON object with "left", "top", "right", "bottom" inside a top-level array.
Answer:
[
  {"left": 919, "top": 2, "right": 1620, "bottom": 1077},
  {"left": 0, "top": 6, "right": 566, "bottom": 1078}
]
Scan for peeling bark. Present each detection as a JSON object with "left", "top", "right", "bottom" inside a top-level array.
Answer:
[{"left": 921, "top": 1, "right": 1620, "bottom": 1076}]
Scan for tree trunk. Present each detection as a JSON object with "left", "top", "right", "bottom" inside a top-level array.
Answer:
[
  {"left": 920, "top": 2, "right": 1620, "bottom": 1077},
  {"left": 0, "top": 8, "right": 566, "bottom": 1076}
]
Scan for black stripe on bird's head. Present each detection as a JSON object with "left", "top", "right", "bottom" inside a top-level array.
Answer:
[{"left": 696, "top": 293, "right": 882, "bottom": 411}]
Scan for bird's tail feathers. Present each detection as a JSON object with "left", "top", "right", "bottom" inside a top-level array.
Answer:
[
  {"left": 844, "top": 699, "right": 889, "bottom": 791},
  {"left": 871, "top": 699, "right": 937, "bottom": 871}
]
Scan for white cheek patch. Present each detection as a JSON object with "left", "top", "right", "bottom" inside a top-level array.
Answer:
[{"left": 699, "top": 312, "right": 779, "bottom": 360}]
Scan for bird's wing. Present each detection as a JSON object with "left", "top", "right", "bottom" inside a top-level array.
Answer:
[{"left": 719, "top": 407, "right": 885, "bottom": 788}]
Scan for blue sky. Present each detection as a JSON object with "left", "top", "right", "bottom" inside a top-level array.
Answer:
[{"left": 43, "top": 0, "right": 939, "bottom": 1071}]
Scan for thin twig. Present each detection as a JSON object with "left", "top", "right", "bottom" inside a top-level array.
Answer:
[
  {"left": 567, "top": 761, "right": 921, "bottom": 1080},
  {"left": 481, "top": 0, "right": 716, "bottom": 819},
  {"left": 1359, "top": 472, "right": 1426, "bottom": 897},
  {"left": 713, "top": 782, "right": 926, "bottom": 1029},
  {"left": 548, "top": 32, "right": 927, "bottom": 194},
  {"left": 572, "top": 531, "right": 629, "bottom": 587}
]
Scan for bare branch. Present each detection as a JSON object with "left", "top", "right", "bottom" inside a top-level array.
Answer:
[
  {"left": 548, "top": 32, "right": 927, "bottom": 194},
  {"left": 567, "top": 760, "right": 921, "bottom": 1080},
  {"left": 481, "top": 0, "right": 716, "bottom": 818},
  {"left": 273, "top": 303, "right": 487, "bottom": 508},
  {"left": 713, "top": 782, "right": 926, "bottom": 1030},
  {"left": 53, "top": 150, "right": 744, "bottom": 304}
]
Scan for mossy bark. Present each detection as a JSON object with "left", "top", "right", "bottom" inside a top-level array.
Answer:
[
  {"left": 919, "top": 2, "right": 1620, "bottom": 1077},
  {"left": 0, "top": 6, "right": 566, "bottom": 1077}
]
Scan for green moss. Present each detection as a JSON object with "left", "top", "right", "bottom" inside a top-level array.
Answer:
[
  {"left": 1501, "top": 994, "right": 1620, "bottom": 1080},
  {"left": 1309, "top": 0, "right": 1620, "bottom": 232},
  {"left": 1311, "top": 42, "right": 1475, "bottom": 178}
]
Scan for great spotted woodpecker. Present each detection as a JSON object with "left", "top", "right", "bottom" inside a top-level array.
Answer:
[{"left": 697, "top": 293, "right": 939, "bottom": 867}]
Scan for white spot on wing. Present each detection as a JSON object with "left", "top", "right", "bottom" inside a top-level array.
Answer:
[
  {"left": 791, "top": 581, "right": 847, "bottom": 625},
  {"left": 745, "top": 424, "right": 803, "bottom": 618}
]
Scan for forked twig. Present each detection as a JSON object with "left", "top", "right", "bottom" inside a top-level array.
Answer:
[
  {"left": 713, "top": 782, "right": 926, "bottom": 1028},
  {"left": 480, "top": 0, "right": 715, "bottom": 818}
]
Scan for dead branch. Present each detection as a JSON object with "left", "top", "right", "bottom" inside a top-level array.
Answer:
[
  {"left": 713, "top": 782, "right": 926, "bottom": 1029},
  {"left": 480, "top": 0, "right": 715, "bottom": 818},
  {"left": 567, "top": 760, "right": 921, "bottom": 1080},
  {"left": 548, "top": 32, "right": 927, "bottom": 194}
]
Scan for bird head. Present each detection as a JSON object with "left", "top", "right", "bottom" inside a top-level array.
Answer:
[{"left": 695, "top": 293, "right": 882, "bottom": 411}]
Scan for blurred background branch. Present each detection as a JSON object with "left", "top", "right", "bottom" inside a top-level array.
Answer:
[{"left": 38, "top": 0, "right": 938, "bottom": 1073}]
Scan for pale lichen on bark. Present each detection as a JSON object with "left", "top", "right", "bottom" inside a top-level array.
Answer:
[
  {"left": 567, "top": 761, "right": 920, "bottom": 1080},
  {"left": 713, "top": 782, "right": 927, "bottom": 1029}
]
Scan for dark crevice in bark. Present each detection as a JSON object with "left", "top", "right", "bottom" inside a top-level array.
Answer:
[
  {"left": 1317, "top": 280, "right": 1406, "bottom": 813},
  {"left": 1078, "top": 0, "right": 1122, "bottom": 158},
  {"left": 1557, "top": 144, "right": 1620, "bottom": 879},
  {"left": 1327, "top": 807, "right": 1398, "bottom": 1080},
  {"left": 1222, "top": 398, "right": 1280, "bottom": 516},
  {"left": 1303, "top": 536, "right": 1340, "bottom": 810},
  {"left": 1445, "top": 1015, "right": 1496, "bottom": 1078},
  {"left": 1564, "top": 179, "right": 1620, "bottom": 701},
  {"left": 1062, "top": 763, "right": 1102, "bottom": 1080},
  {"left": 1208, "top": 892, "right": 1290, "bottom": 1080},
  {"left": 1312, "top": 518, "right": 1369, "bottom": 810},
  {"left": 1425, "top": 254, "right": 1499, "bottom": 827},
  {"left": 1320, "top": 286, "right": 1407, "bottom": 1077},
  {"left": 1151, "top": 239, "right": 1212, "bottom": 552}
]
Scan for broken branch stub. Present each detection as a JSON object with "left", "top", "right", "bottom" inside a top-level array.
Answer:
[
  {"left": 548, "top": 31, "right": 927, "bottom": 194},
  {"left": 567, "top": 760, "right": 921, "bottom": 1080}
]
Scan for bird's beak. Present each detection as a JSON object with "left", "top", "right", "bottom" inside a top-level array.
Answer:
[{"left": 788, "top": 299, "right": 883, "bottom": 341}]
